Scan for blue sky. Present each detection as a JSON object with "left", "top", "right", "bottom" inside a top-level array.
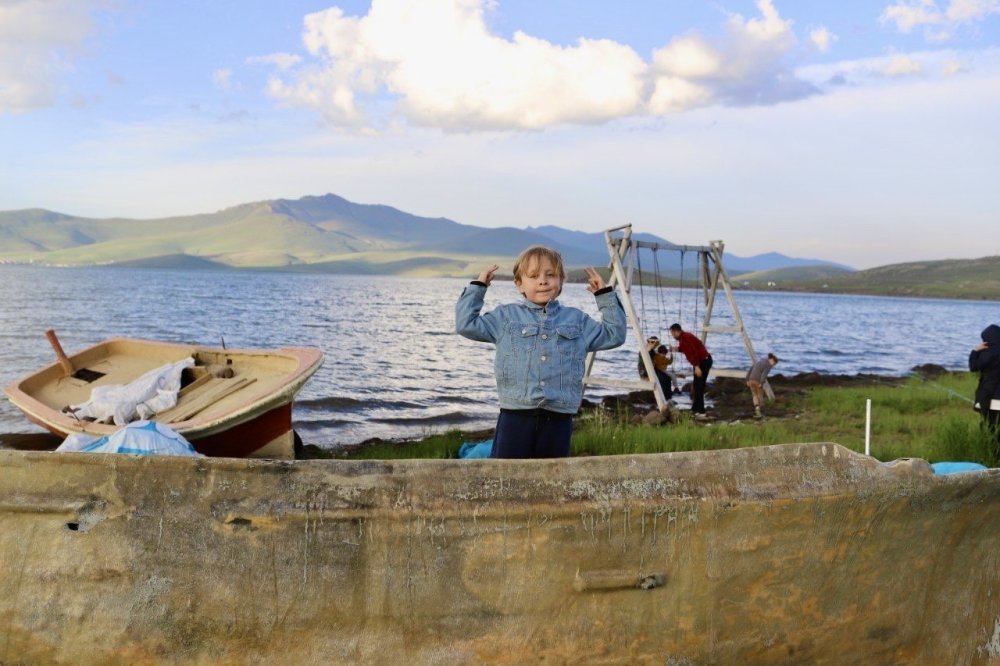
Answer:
[{"left": 1, "top": 0, "right": 998, "bottom": 268}]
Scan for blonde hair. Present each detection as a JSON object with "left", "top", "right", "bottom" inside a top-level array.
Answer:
[{"left": 512, "top": 245, "right": 566, "bottom": 286}]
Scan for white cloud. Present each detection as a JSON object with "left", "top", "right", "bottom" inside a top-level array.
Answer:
[
  {"left": 809, "top": 27, "right": 837, "bottom": 52},
  {"left": 884, "top": 54, "right": 923, "bottom": 76},
  {"left": 649, "top": 0, "right": 816, "bottom": 113},
  {"left": 0, "top": 0, "right": 107, "bottom": 114},
  {"left": 27, "top": 54, "right": 999, "bottom": 269},
  {"left": 943, "top": 57, "right": 970, "bottom": 73},
  {"left": 246, "top": 53, "right": 303, "bottom": 71},
  {"left": 881, "top": 0, "right": 1000, "bottom": 39},
  {"left": 267, "top": 0, "right": 819, "bottom": 130},
  {"left": 212, "top": 68, "right": 235, "bottom": 92},
  {"left": 796, "top": 47, "right": 998, "bottom": 87}
]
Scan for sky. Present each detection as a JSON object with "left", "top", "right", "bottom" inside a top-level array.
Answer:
[{"left": 1, "top": 0, "right": 998, "bottom": 269}]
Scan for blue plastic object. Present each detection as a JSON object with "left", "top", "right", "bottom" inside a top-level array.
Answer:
[
  {"left": 79, "top": 420, "right": 202, "bottom": 457},
  {"left": 458, "top": 440, "right": 493, "bottom": 459},
  {"left": 931, "top": 461, "right": 988, "bottom": 475}
]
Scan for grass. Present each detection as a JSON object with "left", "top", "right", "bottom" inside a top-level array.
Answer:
[
  {"left": 331, "top": 372, "right": 998, "bottom": 467},
  {"left": 331, "top": 430, "right": 469, "bottom": 460}
]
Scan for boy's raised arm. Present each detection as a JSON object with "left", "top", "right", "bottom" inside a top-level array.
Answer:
[
  {"left": 456, "top": 265, "right": 502, "bottom": 343},
  {"left": 583, "top": 274, "right": 626, "bottom": 351},
  {"left": 476, "top": 264, "right": 499, "bottom": 286},
  {"left": 584, "top": 267, "right": 605, "bottom": 293}
]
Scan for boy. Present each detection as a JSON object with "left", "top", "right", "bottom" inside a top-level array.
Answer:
[
  {"left": 746, "top": 353, "right": 779, "bottom": 418},
  {"left": 638, "top": 336, "right": 659, "bottom": 379},
  {"left": 638, "top": 337, "right": 672, "bottom": 398},
  {"left": 455, "top": 246, "right": 626, "bottom": 458},
  {"left": 668, "top": 323, "right": 712, "bottom": 418},
  {"left": 654, "top": 344, "right": 674, "bottom": 398}
]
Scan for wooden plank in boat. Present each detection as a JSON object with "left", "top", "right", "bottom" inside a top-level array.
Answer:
[
  {"left": 157, "top": 376, "right": 257, "bottom": 423},
  {"left": 178, "top": 372, "right": 213, "bottom": 397}
]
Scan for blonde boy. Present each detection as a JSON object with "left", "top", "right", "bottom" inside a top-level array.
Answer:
[{"left": 455, "top": 246, "right": 626, "bottom": 458}]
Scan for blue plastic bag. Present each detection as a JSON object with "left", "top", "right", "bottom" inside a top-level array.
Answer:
[
  {"left": 458, "top": 440, "right": 493, "bottom": 459},
  {"left": 76, "top": 420, "right": 203, "bottom": 457}
]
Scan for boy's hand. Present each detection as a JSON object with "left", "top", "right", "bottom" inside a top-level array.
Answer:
[
  {"left": 975, "top": 341, "right": 989, "bottom": 352},
  {"left": 478, "top": 264, "right": 500, "bottom": 286},
  {"left": 584, "top": 267, "right": 605, "bottom": 293}
]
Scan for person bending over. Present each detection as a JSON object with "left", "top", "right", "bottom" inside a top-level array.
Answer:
[
  {"left": 456, "top": 246, "right": 626, "bottom": 458},
  {"left": 746, "top": 353, "right": 779, "bottom": 418},
  {"left": 669, "top": 323, "right": 712, "bottom": 418}
]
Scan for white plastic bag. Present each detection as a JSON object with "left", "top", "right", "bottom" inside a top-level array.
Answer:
[{"left": 70, "top": 357, "right": 195, "bottom": 426}]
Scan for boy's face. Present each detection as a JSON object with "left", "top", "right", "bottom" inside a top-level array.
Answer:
[
  {"left": 670, "top": 329, "right": 681, "bottom": 340},
  {"left": 516, "top": 255, "right": 561, "bottom": 306}
]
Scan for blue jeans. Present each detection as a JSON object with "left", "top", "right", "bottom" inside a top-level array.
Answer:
[{"left": 491, "top": 409, "right": 573, "bottom": 459}]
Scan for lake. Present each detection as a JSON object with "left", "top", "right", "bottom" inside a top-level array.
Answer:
[{"left": 0, "top": 265, "right": 996, "bottom": 448}]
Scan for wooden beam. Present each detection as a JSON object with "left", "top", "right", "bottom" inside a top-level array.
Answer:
[{"left": 583, "top": 378, "right": 660, "bottom": 391}]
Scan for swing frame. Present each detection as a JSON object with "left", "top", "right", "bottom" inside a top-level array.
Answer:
[{"left": 583, "top": 224, "right": 771, "bottom": 412}]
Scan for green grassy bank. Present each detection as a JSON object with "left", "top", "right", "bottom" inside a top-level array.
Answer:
[{"left": 330, "top": 372, "right": 997, "bottom": 467}]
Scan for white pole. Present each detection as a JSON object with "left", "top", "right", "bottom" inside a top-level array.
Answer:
[{"left": 865, "top": 399, "right": 872, "bottom": 457}]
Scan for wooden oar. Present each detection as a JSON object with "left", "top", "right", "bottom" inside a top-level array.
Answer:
[
  {"left": 45, "top": 330, "right": 106, "bottom": 383},
  {"left": 45, "top": 329, "right": 75, "bottom": 376}
]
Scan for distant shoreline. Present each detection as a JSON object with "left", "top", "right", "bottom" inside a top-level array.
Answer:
[{"left": 3, "top": 261, "right": 998, "bottom": 303}]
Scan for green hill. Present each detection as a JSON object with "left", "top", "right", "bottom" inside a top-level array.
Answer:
[
  {"left": 733, "top": 264, "right": 853, "bottom": 285},
  {"left": 740, "top": 256, "right": 1000, "bottom": 300},
  {"left": 817, "top": 256, "right": 1000, "bottom": 300},
  {"left": 0, "top": 194, "right": 607, "bottom": 275},
  {"left": 0, "top": 193, "right": 849, "bottom": 278},
  {"left": 4, "top": 194, "right": 991, "bottom": 301}
]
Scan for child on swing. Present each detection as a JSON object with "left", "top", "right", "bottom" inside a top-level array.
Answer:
[{"left": 456, "top": 245, "right": 627, "bottom": 458}]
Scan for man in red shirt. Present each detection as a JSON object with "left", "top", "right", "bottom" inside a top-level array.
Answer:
[{"left": 669, "top": 323, "right": 713, "bottom": 418}]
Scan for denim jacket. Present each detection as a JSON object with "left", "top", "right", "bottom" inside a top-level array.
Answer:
[{"left": 456, "top": 283, "right": 627, "bottom": 413}]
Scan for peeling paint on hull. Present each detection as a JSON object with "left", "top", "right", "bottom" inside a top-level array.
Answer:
[{"left": 1, "top": 443, "right": 998, "bottom": 664}]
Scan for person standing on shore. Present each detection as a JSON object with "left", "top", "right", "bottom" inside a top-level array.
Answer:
[
  {"left": 970, "top": 324, "right": 1000, "bottom": 452},
  {"left": 746, "top": 353, "right": 779, "bottom": 418},
  {"left": 669, "top": 323, "right": 712, "bottom": 418},
  {"left": 455, "top": 246, "right": 627, "bottom": 458}
]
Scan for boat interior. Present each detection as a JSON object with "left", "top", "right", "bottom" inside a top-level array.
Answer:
[{"left": 16, "top": 339, "right": 309, "bottom": 424}]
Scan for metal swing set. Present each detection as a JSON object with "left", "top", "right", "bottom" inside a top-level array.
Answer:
[{"left": 583, "top": 224, "right": 770, "bottom": 412}]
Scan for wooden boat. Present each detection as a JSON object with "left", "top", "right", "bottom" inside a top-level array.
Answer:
[
  {"left": 3, "top": 334, "right": 323, "bottom": 458},
  {"left": 0, "top": 443, "right": 996, "bottom": 663}
]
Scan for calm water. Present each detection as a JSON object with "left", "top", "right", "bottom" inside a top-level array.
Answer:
[{"left": 0, "top": 265, "right": 996, "bottom": 448}]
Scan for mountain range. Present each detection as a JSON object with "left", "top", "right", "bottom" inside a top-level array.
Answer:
[{"left": 0, "top": 193, "right": 848, "bottom": 278}]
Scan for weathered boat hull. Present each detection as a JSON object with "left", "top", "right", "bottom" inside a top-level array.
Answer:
[
  {"left": 3, "top": 337, "right": 323, "bottom": 458},
  {"left": 0, "top": 443, "right": 998, "bottom": 664}
]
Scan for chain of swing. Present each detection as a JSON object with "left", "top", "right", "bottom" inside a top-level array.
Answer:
[{"left": 633, "top": 242, "right": 702, "bottom": 375}]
